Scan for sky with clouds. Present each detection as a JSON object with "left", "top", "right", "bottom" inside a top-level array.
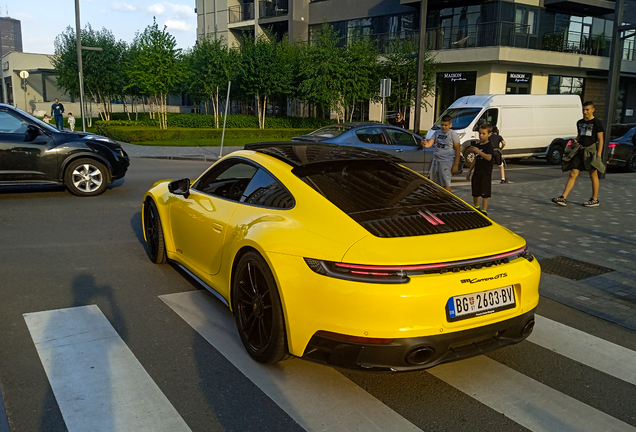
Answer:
[{"left": 8, "top": 0, "right": 197, "bottom": 54}]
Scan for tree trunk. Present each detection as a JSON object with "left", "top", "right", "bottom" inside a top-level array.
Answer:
[{"left": 215, "top": 87, "right": 219, "bottom": 129}]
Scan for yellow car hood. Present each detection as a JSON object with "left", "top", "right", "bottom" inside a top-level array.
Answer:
[{"left": 342, "top": 223, "right": 525, "bottom": 265}]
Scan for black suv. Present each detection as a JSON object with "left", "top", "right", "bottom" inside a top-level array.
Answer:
[{"left": 0, "top": 104, "right": 129, "bottom": 196}]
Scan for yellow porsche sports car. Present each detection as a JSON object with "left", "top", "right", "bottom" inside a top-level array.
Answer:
[{"left": 143, "top": 143, "right": 540, "bottom": 372}]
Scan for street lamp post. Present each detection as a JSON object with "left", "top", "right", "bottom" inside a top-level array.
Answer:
[
  {"left": 413, "top": 0, "right": 428, "bottom": 136},
  {"left": 75, "top": 0, "right": 87, "bottom": 132}
]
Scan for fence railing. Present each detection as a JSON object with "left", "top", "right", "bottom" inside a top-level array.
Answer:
[
  {"left": 259, "top": 0, "right": 288, "bottom": 19},
  {"left": 228, "top": 4, "right": 254, "bottom": 24}
]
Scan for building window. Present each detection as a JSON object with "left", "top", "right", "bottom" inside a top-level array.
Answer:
[
  {"left": 515, "top": 6, "right": 537, "bottom": 34},
  {"left": 547, "top": 75, "right": 584, "bottom": 97}
]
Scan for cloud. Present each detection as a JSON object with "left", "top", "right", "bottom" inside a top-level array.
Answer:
[
  {"left": 163, "top": 19, "right": 191, "bottom": 32},
  {"left": 112, "top": 2, "right": 136, "bottom": 12},
  {"left": 144, "top": 2, "right": 193, "bottom": 18},
  {"left": 147, "top": 4, "right": 165, "bottom": 15}
]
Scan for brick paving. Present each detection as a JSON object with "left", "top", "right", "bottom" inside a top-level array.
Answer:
[{"left": 121, "top": 142, "right": 636, "bottom": 331}]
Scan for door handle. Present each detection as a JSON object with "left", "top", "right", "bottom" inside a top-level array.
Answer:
[
  {"left": 211, "top": 222, "right": 224, "bottom": 233},
  {"left": 395, "top": 149, "right": 404, "bottom": 153}
]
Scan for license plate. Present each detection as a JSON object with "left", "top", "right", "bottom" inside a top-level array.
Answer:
[{"left": 446, "top": 285, "right": 516, "bottom": 322}]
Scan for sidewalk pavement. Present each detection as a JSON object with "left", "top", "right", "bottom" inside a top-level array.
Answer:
[{"left": 121, "top": 142, "right": 636, "bottom": 331}]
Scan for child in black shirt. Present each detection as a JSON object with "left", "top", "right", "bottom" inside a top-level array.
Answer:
[{"left": 466, "top": 123, "right": 494, "bottom": 215}]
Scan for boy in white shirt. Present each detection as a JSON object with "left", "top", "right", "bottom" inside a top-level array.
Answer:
[{"left": 68, "top": 113, "right": 76, "bottom": 131}]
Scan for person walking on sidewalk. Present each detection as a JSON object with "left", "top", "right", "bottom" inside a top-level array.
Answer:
[
  {"left": 552, "top": 101, "right": 604, "bottom": 207},
  {"left": 421, "top": 114, "right": 461, "bottom": 192},
  {"left": 51, "top": 98, "right": 65, "bottom": 131},
  {"left": 466, "top": 123, "right": 494, "bottom": 215},
  {"left": 490, "top": 126, "right": 508, "bottom": 183}
]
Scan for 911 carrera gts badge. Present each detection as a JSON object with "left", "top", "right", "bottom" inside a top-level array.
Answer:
[{"left": 461, "top": 273, "right": 507, "bottom": 283}]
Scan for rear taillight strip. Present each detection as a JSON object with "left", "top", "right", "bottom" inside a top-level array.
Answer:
[{"left": 334, "top": 246, "right": 527, "bottom": 272}]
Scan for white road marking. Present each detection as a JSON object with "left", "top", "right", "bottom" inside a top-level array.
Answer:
[
  {"left": 24, "top": 305, "right": 191, "bottom": 432},
  {"left": 528, "top": 315, "right": 636, "bottom": 386},
  {"left": 160, "top": 291, "right": 421, "bottom": 432},
  {"left": 429, "top": 355, "right": 636, "bottom": 432}
]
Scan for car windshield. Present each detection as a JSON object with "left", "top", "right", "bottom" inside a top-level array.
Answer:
[
  {"left": 430, "top": 108, "right": 482, "bottom": 130},
  {"left": 308, "top": 125, "right": 352, "bottom": 138},
  {"left": 12, "top": 107, "right": 60, "bottom": 133}
]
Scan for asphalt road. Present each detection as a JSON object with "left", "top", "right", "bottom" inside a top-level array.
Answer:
[{"left": 0, "top": 158, "right": 635, "bottom": 432}]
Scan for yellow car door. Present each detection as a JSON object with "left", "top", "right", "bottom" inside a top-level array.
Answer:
[{"left": 169, "top": 189, "right": 237, "bottom": 276}]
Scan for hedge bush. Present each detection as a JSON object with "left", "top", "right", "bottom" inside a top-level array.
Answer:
[
  {"left": 96, "top": 113, "right": 336, "bottom": 130},
  {"left": 97, "top": 126, "right": 314, "bottom": 143}
]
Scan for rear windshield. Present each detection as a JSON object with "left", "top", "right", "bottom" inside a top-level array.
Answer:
[
  {"left": 293, "top": 160, "right": 469, "bottom": 216},
  {"left": 308, "top": 125, "right": 352, "bottom": 138},
  {"left": 431, "top": 108, "right": 482, "bottom": 130}
]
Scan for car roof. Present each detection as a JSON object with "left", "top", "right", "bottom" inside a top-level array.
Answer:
[{"left": 243, "top": 142, "right": 402, "bottom": 167}]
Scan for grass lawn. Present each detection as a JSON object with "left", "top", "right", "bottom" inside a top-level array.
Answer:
[{"left": 135, "top": 137, "right": 290, "bottom": 147}]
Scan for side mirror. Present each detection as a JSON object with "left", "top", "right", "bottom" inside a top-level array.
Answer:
[
  {"left": 27, "top": 124, "right": 41, "bottom": 135},
  {"left": 168, "top": 178, "right": 190, "bottom": 198}
]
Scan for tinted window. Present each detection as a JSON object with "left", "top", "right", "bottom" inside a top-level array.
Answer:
[
  {"left": 386, "top": 128, "right": 417, "bottom": 146},
  {"left": 293, "top": 160, "right": 471, "bottom": 216},
  {"left": 308, "top": 125, "right": 352, "bottom": 138},
  {"left": 0, "top": 111, "right": 29, "bottom": 134},
  {"left": 241, "top": 169, "right": 294, "bottom": 209},
  {"left": 355, "top": 127, "right": 387, "bottom": 144},
  {"left": 194, "top": 159, "right": 258, "bottom": 201}
]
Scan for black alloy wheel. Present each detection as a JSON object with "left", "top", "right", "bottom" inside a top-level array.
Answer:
[
  {"left": 232, "top": 251, "right": 287, "bottom": 363},
  {"left": 64, "top": 158, "right": 108, "bottom": 196},
  {"left": 144, "top": 198, "right": 167, "bottom": 264},
  {"left": 625, "top": 151, "right": 636, "bottom": 173}
]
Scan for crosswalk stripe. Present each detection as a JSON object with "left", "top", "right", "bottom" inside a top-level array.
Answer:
[
  {"left": 428, "top": 356, "right": 636, "bottom": 432},
  {"left": 528, "top": 315, "right": 636, "bottom": 386},
  {"left": 160, "top": 291, "right": 422, "bottom": 432},
  {"left": 24, "top": 305, "right": 192, "bottom": 432}
]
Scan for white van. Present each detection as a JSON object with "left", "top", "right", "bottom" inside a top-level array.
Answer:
[{"left": 427, "top": 94, "right": 582, "bottom": 165}]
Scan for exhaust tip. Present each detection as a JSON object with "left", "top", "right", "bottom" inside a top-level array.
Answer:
[
  {"left": 522, "top": 319, "right": 535, "bottom": 338},
  {"left": 406, "top": 346, "right": 435, "bottom": 365}
]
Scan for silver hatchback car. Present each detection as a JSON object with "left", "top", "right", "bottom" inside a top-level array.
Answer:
[{"left": 293, "top": 123, "right": 462, "bottom": 175}]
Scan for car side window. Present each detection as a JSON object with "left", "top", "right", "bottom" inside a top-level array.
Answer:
[
  {"left": 241, "top": 169, "right": 294, "bottom": 209},
  {"left": 386, "top": 128, "right": 417, "bottom": 146},
  {"left": 193, "top": 159, "right": 258, "bottom": 201},
  {"left": 355, "top": 127, "right": 387, "bottom": 144},
  {"left": 0, "top": 111, "right": 29, "bottom": 134}
]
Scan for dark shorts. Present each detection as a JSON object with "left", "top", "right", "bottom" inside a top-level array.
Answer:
[
  {"left": 566, "top": 151, "right": 593, "bottom": 172},
  {"left": 472, "top": 171, "right": 492, "bottom": 198},
  {"left": 492, "top": 149, "right": 503, "bottom": 166}
]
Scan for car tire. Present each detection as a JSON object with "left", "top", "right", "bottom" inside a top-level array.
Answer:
[
  {"left": 625, "top": 151, "right": 636, "bottom": 173},
  {"left": 232, "top": 251, "right": 288, "bottom": 363},
  {"left": 144, "top": 198, "right": 167, "bottom": 264},
  {"left": 463, "top": 147, "right": 475, "bottom": 168},
  {"left": 64, "top": 158, "right": 108, "bottom": 196},
  {"left": 546, "top": 143, "right": 564, "bottom": 165}
]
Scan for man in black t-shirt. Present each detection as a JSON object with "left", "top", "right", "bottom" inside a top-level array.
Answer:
[{"left": 552, "top": 101, "right": 604, "bottom": 207}]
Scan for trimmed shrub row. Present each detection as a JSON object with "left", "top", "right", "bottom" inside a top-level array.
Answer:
[
  {"left": 98, "top": 113, "right": 336, "bottom": 129},
  {"left": 98, "top": 125, "right": 314, "bottom": 143}
]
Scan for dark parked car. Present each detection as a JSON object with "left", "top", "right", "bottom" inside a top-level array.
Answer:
[
  {"left": 0, "top": 104, "right": 129, "bottom": 196},
  {"left": 293, "top": 123, "right": 463, "bottom": 175},
  {"left": 608, "top": 126, "right": 636, "bottom": 172}
]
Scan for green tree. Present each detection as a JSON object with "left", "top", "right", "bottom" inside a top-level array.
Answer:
[
  {"left": 52, "top": 25, "right": 127, "bottom": 121},
  {"left": 126, "top": 19, "right": 184, "bottom": 129},
  {"left": 236, "top": 32, "right": 292, "bottom": 129},
  {"left": 183, "top": 36, "right": 236, "bottom": 128},
  {"left": 381, "top": 39, "right": 437, "bottom": 123},
  {"left": 341, "top": 33, "right": 380, "bottom": 122},
  {"left": 296, "top": 22, "right": 345, "bottom": 120}
]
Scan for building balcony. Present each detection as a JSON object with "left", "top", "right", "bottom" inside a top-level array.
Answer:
[
  {"left": 260, "top": 0, "right": 288, "bottom": 19},
  {"left": 228, "top": 4, "right": 254, "bottom": 24}
]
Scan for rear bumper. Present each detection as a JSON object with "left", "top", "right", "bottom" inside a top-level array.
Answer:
[{"left": 302, "top": 308, "right": 536, "bottom": 372}]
